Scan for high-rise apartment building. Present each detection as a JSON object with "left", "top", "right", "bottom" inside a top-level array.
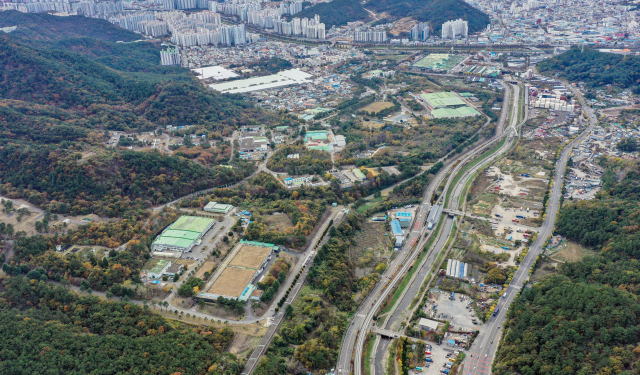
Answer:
[
  {"left": 411, "top": 22, "right": 429, "bottom": 41},
  {"left": 441, "top": 18, "right": 468, "bottom": 39}
]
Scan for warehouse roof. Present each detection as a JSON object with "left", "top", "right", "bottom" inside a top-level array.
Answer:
[
  {"left": 390, "top": 220, "right": 403, "bottom": 236},
  {"left": 419, "top": 318, "right": 439, "bottom": 331},
  {"left": 170, "top": 216, "right": 214, "bottom": 233}
]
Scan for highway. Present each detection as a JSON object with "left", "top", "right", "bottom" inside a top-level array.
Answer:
[
  {"left": 337, "top": 80, "right": 520, "bottom": 375},
  {"left": 464, "top": 86, "right": 598, "bottom": 375},
  {"left": 369, "top": 82, "right": 521, "bottom": 375}
]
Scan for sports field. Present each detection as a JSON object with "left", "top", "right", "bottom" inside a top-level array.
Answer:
[
  {"left": 229, "top": 245, "right": 272, "bottom": 269},
  {"left": 206, "top": 267, "right": 256, "bottom": 298},
  {"left": 413, "top": 54, "right": 465, "bottom": 71}
]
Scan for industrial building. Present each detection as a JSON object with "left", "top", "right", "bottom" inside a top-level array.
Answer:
[
  {"left": 446, "top": 259, "right": 469, "bottom": 279},
  {"left": 152, "top": 216, "right": 215, "bottom": 252},
  {"left": 390, "top": 219, "right": 405, "bottom": 249},
  {"left": 191, "top": 66, "right": 239, "bottom": 80},
  {"left": 203, "top": 202, "right": 234, "bottom": 214},
  {"left": 421, "top": 92, "right": 466, "bottom": 108},
  {"left": 395, "top": 211, "right": 412, "bottom": 228},
  {"left": 431, "top": 106, "right": 481, "bottom": 119},
  {"left": 147, "top": 259, "right": 172, "bottom": 279},
  {"left": 209, "top": 68, "right": 312, "bottom": 94}
]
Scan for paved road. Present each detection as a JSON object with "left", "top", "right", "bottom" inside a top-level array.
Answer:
[
  {"left": 372, "top": 84, "right": 521, "bottom": 374},
  {"left": 464, "top": 83, "right": 598, "bottom": 375},
  {"left": 242, "top": 206, "right": 346, "bottom": 375},
  {"left": 338, "top": 80, "right": 519, "bottom": 375}
]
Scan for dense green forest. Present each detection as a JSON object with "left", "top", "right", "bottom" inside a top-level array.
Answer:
[
  {"left": 0, "top": 35, "right": 265, "bottom": 141},
  {"left": 293, "top": 0, "right": 370, "bottom": 27},
  {"left": 0, "top": 11, "right": 273, "bottom": 146},
  {"left": 0, "top": 145, "right": 253, "bottom": 217},
  {"left": 366, "top": 0, "right": 490, "bottom": 33},
  {"left": 266, "top": 144, "right": 332, "bottom": 175},
  {"left": 494, "top": 158, "right": 640, "bottom": 375},
  {"left": 247, "top": 57, "right": 293, "bottom": 74},
  {"left": 0, "top": 10, "right": 139, "bottom": 45},
  {"left": 537, "top": 47, "right": 640, "bottom": 93},
  {"left": 0, "top": 275, "right": 240, "bottom": 375}
]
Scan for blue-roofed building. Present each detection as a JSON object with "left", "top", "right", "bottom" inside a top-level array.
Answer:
[
  {"left": 396, "top": 212, "right": 411, "bottom": 218},
  {"left": 390, "top": 220, "right": 403, "bottom": 236}
]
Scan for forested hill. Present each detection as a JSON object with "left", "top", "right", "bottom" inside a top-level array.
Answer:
[
  {"left": 0, "top": 275, "right": 240, "bottom": 375},
  {"left": 0, "top": 10, "right": 139, "bottom": 45},
  {"left": 366, "top": 0, "right": 490, "bottom": 33},
  {"left": 294, "top": 0, "right": 370, "bottom": 27},
  {"left": 538, "top": 47, "right": 640, "bottom": 94},
  {"left": 493, "top": 158, "right": 640, "bottom": 375},
  {"left": 0, "top": 35, "right": 266, "bottom": 144}
]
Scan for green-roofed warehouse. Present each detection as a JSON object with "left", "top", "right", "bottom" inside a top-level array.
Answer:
[
  {"left": 305, "top": 131, "right": 328, "bottom": 141},
  {"left": 432, "top": 106, "right": 481, "bottom": 119},
  {"left": 152, "top": 216, "right": 215, "bottom": 252},
  {"left": 421, "top": 92, "right": 466, "bottom": 108}
]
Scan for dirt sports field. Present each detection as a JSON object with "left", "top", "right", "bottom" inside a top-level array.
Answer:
[
  {"left": 229, "top": 245, "right": 271, "bottom": 269},
  {"left": 360, "top": 102, "right": 394, "bottom": 114},
  {"left": 206, "top": 267, "right": 255, "bottom": 298}
]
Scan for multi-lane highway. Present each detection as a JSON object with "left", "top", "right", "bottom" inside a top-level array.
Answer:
[
  {"left": 337, "top": 80, "right": 521, "bottom": 375},
  {"left": 368, "top": 81, "right": 522, "bottom": 375},
  {"left": 464, "top": 83, "right": 598, "bottom": 375}
]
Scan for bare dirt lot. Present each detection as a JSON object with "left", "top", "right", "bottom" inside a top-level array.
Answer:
[
  {"left": 264, "top": 213, "right": 293, "bottom": 232},
  {"left": 229, "top": 245, "right": 271, "bottom": 269},
  {"left": 206, "top": 267, "right": 255, "bottom": 298},
  {"left": 360, "top": 101, "right": 394, "bottom": 114},
  {"left": 228, "top": 334, "right": 261, "bottom": 357},
  {"left": 0, "top": 206, "right": 73, "bottom": 236},
  {"left": 362, "top": 120, "right": 387, "bottom": 129}
]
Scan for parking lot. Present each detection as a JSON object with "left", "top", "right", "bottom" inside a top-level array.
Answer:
[
  {"left": 564, "top": 167, "right": 601, "bottom": 200},
  {"left": 413, "top": 343, "right": 462, "bottom": 375},
  {"left": 427, "top": 291, "right": 479, "bottom": 331}
]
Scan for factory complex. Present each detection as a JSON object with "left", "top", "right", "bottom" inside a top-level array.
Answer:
[
  {"left": 208, "top": 68, "right": 312, "bottom": 94},
  {"left": 152, "top": 216, "right": 215, "bottom": 252}
]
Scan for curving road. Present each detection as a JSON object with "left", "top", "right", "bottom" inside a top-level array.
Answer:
[
  {"left": 464, "top": 82, "right": 598, "bottom": 375},
  {"left": 338, "top": 80, "right": 520, "bottom": 375}
]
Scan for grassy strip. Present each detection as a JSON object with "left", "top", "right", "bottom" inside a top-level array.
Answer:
[
  {"left": 356, "top": 196, "right": 384, "bottom": 213},
  {"left": 363, "top": 334, "right": 376, "bottom": 375},
  {"left": 387, "top": 339, "right": 398, "bottom": 375},
  {"left": 380, "top": 217, "right": 444, "bottom": 315},
  {"left": 445, "top": 138, "right": 507, "bottom": 207}
]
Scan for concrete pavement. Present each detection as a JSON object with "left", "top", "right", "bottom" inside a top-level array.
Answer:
[{"left": 463, "top": 85, "right": 598, "bottom": 375}]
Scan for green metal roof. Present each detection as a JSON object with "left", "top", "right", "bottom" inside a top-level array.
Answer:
[
  {"left": 170, "top": 216, "right": 214, "bottom": 233},
  {"left": 148, "top": 259, "right": 170, "bottom": 274},
  {"left": 352, "top": 169, "right": 366, "bottom": 179},
  {"left": 306, "top": 131, "right": 328, "bottom": 140}
]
